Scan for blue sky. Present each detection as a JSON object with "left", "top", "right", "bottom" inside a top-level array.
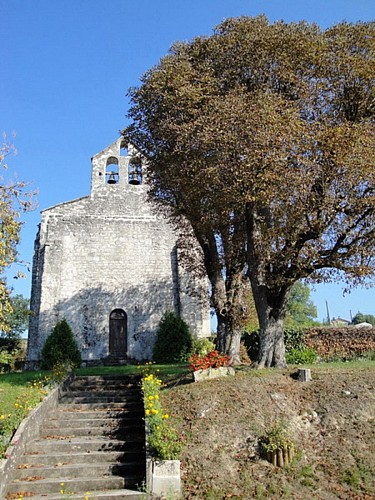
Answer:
[{"left": 2, "top": 0, "right": 375, "bottom": 323}]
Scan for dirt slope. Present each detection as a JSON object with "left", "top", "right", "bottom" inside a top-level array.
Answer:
[{"left": 162, "top": 365, "right": 375, "bottom": 499}]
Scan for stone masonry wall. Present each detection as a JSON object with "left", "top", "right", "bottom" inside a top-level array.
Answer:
[{"left": 27, "top": 139, "right": 210, "bottom": 364}]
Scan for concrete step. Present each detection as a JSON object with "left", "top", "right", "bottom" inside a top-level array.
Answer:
[
  {"left": 20, "top": 450, "right": 145, "bottom": 466},
  {"left": 57, "top": 401, "right": 143, "bottom": 410},
  {"left": 61, "top": 390, "right": 141, "bottom": 399},
  {"left": 4, "top": 375, "right": 146, "bottom": 499},
  {"left": 60, "top": 396, "right": 141, "bottom": 404},
  {"left": 7, "top": 490, "right": 144, "bottom": 499},
  {"left": 27, "top": 436, "right": 145, "bottom": 454},
  {"left": 13, "top": 461, "right": 145, "bottom": 480},
  {"left": 41, "top": 424, "right": 144, "bottom": 438},
  {"left": 45, "top": 416, "right": 143, "bottom": 429},
  {"left": 6, "top": 475, "right": 144, "bottom": 496},
  {"left": 55, "top": 407, "right": 144, "bottom": 419},
  {"left": 8, "top": 489, "right": 144, "bottom": 499},
  {"left": 70, "top": 376, "right": 141, "bottom": 386}
]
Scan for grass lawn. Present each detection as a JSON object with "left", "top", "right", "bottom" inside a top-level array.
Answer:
[{"left": 0, "top": 370, "right": 52, "bottom": 457}]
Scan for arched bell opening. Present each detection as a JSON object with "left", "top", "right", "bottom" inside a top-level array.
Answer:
[
  {"left": 128, "top": 157, "right": 142, "bottom": 185},
  {"left": 109, "top": 309, "right": 127, "bottom": 357},
  {"left": 106, "top": 157, "right": 119, "bottom": 184}
]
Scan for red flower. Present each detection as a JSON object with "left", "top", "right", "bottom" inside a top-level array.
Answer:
[{"left": 189, "top": 350, "right": 230, "bottom": 371}]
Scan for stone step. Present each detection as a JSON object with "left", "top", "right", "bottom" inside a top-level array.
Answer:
[
  {"left": 20, "top": 450, "right": 145, "bottom": 466},
  {"left": 62, "top": 387, "right": 141, "bottom": 399},
  {"left": 6, "top": 475, "right": 143, "bottom": 496},
  {"left": 70, "top": 376, "right": 141, "bottom": 385},
  {"left": 69, "top": 379, "right": 141, "bottom": 386},
  {"left": 57, "top": 401, "right": 143, "bottom": 410},
  {"left": 41, "top": 424, "right": 144, "bottom": 438},
  {"left": 60, "top": 395, "right": 141, "bottom": 404},
  {"left": 45, "top": 416, "right": 143, "bottom": 429},
  {"left": 54, "top": 408, "right": 144, "bottom": 419},
  {"left": 28, "top": 437, "right": 145, "bottom": 454},
  {"left": 4, "top": 376, "right": 146, "bottom": 499},
  {"left": 8, "top": 489, "right": 144, "bottom": 499},
  {"left": 13, "top": 461, "right": 145, "bottom": 480}
]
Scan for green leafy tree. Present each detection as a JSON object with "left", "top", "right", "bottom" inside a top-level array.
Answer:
[
  {"left": 352, "top": 313, "right": 375, "bottom": 326},
  {"left": 40, "top": 319, "right": 81, "bottom": 369},
  {"left": 124, "top": 17, "right": 375, "bottom": 367},
  {"left": 0, "top": 294, "right": 30, "bottom": 339},
  {"left": 0, "top": 294, "right": 30, "bottom": 369},
  {"left": 285, "top": 282, "right": 318, "bottom": 327},
  {"left": 0, "top": 136, "right": 35, "bottom": 333},
  {"left": 153, "top": 311, "right": 193, "bottom": 363}
]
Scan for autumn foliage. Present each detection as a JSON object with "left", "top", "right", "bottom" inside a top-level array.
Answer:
[
  {"left": 189, "top": 350, "right": 230, "bottom": 372},
  {"left": 124, "top": 16, "right": 375, "bottom": 368}
]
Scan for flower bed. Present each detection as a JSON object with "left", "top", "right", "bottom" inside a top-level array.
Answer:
[
  {"left": 189, "top": 350, "right": 230, "bottom": 371},
  {"left": 140, "top": 364, "right": 183, "bottom": 460},
  {"left": 189, "top": 350, "right": 234, "bottom": 382},
  {"left": 139, "top": 364, "right": 183, "bottom": 497}
]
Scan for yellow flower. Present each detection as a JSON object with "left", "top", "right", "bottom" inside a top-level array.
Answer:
[
  {"left": 162, "top": 414, "right": 170, "bottom": 419},
  {"left": 145, "top": 409, "right": 150, "bottom": 416},
  {"left": 0, "top": 415, "right": 5, "bottom": 419},
  {"left": 154, "top": 394, "right": 159, "bottom": 400},
  {"left": 148, "top": 395, "right": 154, "bottom": 400},
  {"left": 151, "top": 409, "right": 159, "bottom": 415}
]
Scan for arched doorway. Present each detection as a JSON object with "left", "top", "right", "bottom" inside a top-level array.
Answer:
[{"left": 109, "top": 309, "right": 127, "bottom": 357}]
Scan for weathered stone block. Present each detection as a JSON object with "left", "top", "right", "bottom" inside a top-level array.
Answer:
[{"left": 193, "top": 366, "right": 236, "bottom": 382}]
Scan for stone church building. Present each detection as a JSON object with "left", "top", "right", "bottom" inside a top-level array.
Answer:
[{"left": 27, "top": 139, "right": 210, "bottom": 366}]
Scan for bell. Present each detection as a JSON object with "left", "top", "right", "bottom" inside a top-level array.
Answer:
[
  {"left": 129, "top": 171, "right": 140, "bottom": 185},
  {"left": 107, "top": 172, "right": 118, "bottom": 184}
]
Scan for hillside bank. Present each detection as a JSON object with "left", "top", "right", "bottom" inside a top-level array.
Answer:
[{"left": 162, "top": 363, "right": 375, "bottom": 499}]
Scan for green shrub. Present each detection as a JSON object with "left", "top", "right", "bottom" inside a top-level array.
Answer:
[
  {"left": 191, "top": 337, "right": 215, "bottom": 356},
  {"left": 40, "top": 319, "right": 81, "bottom": 370},
  {"left": 284, "top": 328, "right": 306, "bottom": 351},
  {"left": 286, "top": 347, "right": 317, "bottom": 365},
  {"left": 243, "top": 327, "right": 308, "bottom": 362},
  {"left": 153, "top": 312, "right": 193, "bottom": 363}
]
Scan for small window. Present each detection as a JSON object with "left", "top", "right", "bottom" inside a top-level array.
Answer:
[{"left": 120, "top": 142, "right": 128, "bottom": 157}]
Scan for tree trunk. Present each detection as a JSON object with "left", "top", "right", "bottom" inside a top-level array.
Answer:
[
  {"left": 215, "top": 313, "right": 241, "bottom": 363},
  {"left": 254, "top": 315, "right": 287, "bottom": 368},
  {"left": 215, "top": 313, "right": 227, "bottom": 353},
  {"left": 226, "top": 327, "right": 242, "bottom": 365}
]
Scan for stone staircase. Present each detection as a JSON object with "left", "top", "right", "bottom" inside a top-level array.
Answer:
[{"left": 5, "top": 375, "right": 146, "bottom": 499}]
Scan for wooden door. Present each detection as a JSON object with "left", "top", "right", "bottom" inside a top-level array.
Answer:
[{"left": 109, "top": 309, "right": 127, "bottom": 356}]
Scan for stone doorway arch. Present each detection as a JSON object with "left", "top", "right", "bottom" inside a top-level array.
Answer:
[{"left": 109, "top": 309, "right": 127, "bottom": 357}]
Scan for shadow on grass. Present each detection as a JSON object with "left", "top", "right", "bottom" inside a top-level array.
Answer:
[{"left": 0, "top": 370, "right": 51, "bottom": 386}]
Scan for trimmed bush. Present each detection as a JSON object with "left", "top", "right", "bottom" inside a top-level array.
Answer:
[
  {"left": 243, "top": 327, "right": 308, "bottom": 361},
  {"left": 153, "top": 311, "right": 193, "bottom": 363},
  {"left": 40, "top": 319, "right": 81, "bottom": 370},
  {"left": 286, "top": 347, "right": 317, "bottom": 365}
]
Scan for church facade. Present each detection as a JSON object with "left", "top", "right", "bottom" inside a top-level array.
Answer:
[{"left": 27, "top": 139, "right": 210, "bottom": 366}]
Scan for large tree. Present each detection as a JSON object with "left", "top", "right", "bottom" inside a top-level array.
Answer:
[
  {"left": 124, "top": 16, "right": 375, "bottom": 367},
  {"left": 0, "top": 137, "right": 34, "bottom": 332},
  {"left": 0, "top": 294, "right": 30, "bottom": 339}
]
